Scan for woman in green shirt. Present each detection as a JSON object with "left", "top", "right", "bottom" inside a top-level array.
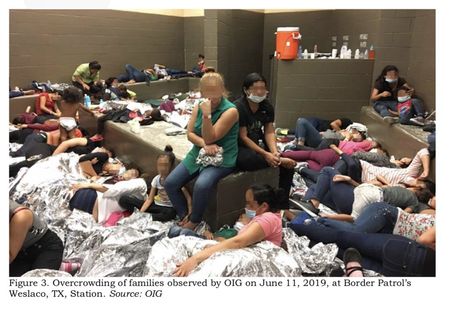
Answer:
[{"left": 165, "top": 73, "right": 239, "bottom": 230}]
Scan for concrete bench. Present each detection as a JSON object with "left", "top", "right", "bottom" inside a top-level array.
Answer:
[
  {"left": 360, "top": 105, "right": 434, "bottom": 181},
  {"left": 102, "top": 121, "right": 279, "bottom": 231}
]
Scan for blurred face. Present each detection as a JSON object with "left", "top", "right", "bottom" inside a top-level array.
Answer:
[
  {"left": 200, "top": 80, "right": 224, "bottom": 105},
  {"left": 112, "top": 79, "right": 119, "bottom": 88},
  {"left": 103, "top": 163, "right": 121, "bottom": 175},
  {"left": 50, "top": 93, "right": 61, "bottom": 101},
  {"left": 385, "top": 70, "right": 398, "bottom": 81},
  {"left": 90, "top": 69, "right": 99, "bottom": 76},
  {"left": 428, "top": 196, "right": 436, "bottom": 209},
  {"left": 246, "top": 81, "right": 268, "bottom": 97},
  {"left": 156, "top": 156, "right": 171, "bottom": 177},
  {"left": 397, "top": 89, "right": 407, "bottom": 97},
  {"left": 122, "top": 169, "right": 139, "bottom": 181},
  {"left": 245, "top": 189, "right": 269, "bottom": 216},
  {"left": 350, "top": 128, "right": 363, "bottom": 142}
]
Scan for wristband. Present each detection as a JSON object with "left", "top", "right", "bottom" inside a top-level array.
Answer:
[{"left": 202, "top": 114, "right": 212, "bottom": 120}]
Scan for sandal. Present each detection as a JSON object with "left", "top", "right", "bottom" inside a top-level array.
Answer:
[{"left": 343, "top": 247, "right": 364, "bottom": 277}]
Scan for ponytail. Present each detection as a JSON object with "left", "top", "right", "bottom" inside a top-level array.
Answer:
[{"left": 249, "top": 184, "right": 287, "bottom": 212}]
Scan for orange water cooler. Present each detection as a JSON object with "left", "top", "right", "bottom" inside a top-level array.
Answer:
[{"left": 275, "top": 27, "right": 301, "bottom": 60}]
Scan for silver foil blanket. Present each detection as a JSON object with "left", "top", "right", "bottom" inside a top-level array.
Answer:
[
  {"left": 145, "top": 236, "right": 302, "bottom": 277},
  {"left": 283, "top": 228, "right": 338, "bottom": 275},
  {"left": 10, "top": 153, "right": 87, "bottom": 241},
  {"left": 65, "top": 211, "right": 173, "bottom": 277},
  {"left": 196, "top": 147, "right": 224, "bottom": 167},
  {"left": 22, "top": 269, "right": 72, "bottom": 277}
]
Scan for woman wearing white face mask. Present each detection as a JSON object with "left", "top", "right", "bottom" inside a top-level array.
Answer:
[
  {"left": 173, "top": 184, "right": 285, "bottom": 276},
  {"left": 370, "top": 65, "right": 423, "bottom": 123},
  {"left": 234, "top": 73, "right": 296, "bottom": 209}
]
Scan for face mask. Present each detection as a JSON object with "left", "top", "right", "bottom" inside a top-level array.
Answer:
[
  {"left": 385, "top": 77, "right": 398, "bottom": 83},
  {"left": 245, "top": 208, "right": 257, "bottom": 219},
  {"left": 247, "top": 92, "right": 266, "bottom": 104},
  {"left": 397, "top": 95, "right": 411, "bottom": 102}
]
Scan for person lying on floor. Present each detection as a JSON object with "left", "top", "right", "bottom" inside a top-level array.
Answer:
[
  {"left": 9, "top": 200, "right": 64, "bottom": 277},
  {"left": 52, "top": 135, "right": 104, "bottom": 156},
  {"left": 173, "top": 184, "right": 285, "bottom": 276},
  {"left": 296, "top": 166, "right": 434, "bottom": 218},
  {"left": 289, "top": 220, "right": 435, "bottom": 277},
  {"left": 334, "top": 147, "right": 431, "bottom": 188},
  {"left": 10, "top": 119, "right": 60, "bottom": 144},
  {"left": 70, "top": 167, "right": 142, "bottom": 223},
  {"left": 316, "top": 200, "right": 435, "bottom": 239},
  {"left": 234, "top": 72, "right": 296, "bottom": 204},
  {"left": 297, "top": 116, "right": 353, "bottom": 132},
  {"left": 117, "top": 64, "right": 158, "bottom": 84},
  {"left": 118, "top": 145, "right": 192, "bottom": 223}
]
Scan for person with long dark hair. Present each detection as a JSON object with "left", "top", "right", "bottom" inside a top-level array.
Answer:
[{"left": 173, "top": 184, "right": 285, "bottom": 276}]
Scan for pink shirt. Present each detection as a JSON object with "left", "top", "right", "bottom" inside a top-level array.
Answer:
[
  {"left": 240, "top": 212, "right": 282, "bottom": 246},
  {"left": 339, "top": 140, "right": 373, "bottom": 155}
]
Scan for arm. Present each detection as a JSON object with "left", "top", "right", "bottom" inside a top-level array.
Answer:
[
  {"left": 173, "top": 222, "right": 266, "bottom": 276},
  {"left": 78, "top": 103, "right": 95, "bottom": 115},
  {"left": 330, "top": 144, "right": 344, "bottom": 155},
  {"left": 320, "top": 213, "right": 354, "bottom": 222},
  {"left": 404, "top": 207, "right": 414, "bottom": 213},
  {"left": 370, "top": 88, "right": 391, "bottom": 101},
  {"left": 388, "top": 109, "right": 399, "bottom": 116},
  {"left": 330, "top": 119, "right": 342, "bottom": 131},
  {"left": 140, "top": 187, "right": 157, "bottom": 212},
  {"left": 419, "top": 153, "right": 431, "bottom": 179},
  {"left": 376, "top": 175, "right": 391, "bottom": 186},
  {"left": 264, "top": 122, "right": 278, "bottom": 154},
  {"left": 9, "top": 209, "right": 33, "bottom": 263},
  {"left": 416, "top": 226, "right": 435, "bottom": 250},
  {"left": 79, "top": 161, "right": 98, "bottom": 178},
  {"left": 52, "top": 137, "right": 88, "bottom": 155},
  {"left": 73, "top": 182, "right": 108, "bottom": 193},
  {"left": 239, "top": 127, "right": 266, "bottom": 155},
  {"left": 73, "top": 75, "right": 89, "bottom": 89},
  {"left": 186, "top": 105, "right": 206, "bottom": 148},
  {"left": 25, "top": 123, "right": 59, "bottom": 131},
  {"left": 201, "top": 107, "right": 239, "bottom": 145}
]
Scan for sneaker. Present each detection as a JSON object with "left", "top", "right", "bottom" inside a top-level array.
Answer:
[
  {"left": 383, "top": 116, "right": 399, "bottom": 124},
  {"left": 294, "top": 161, "right": 309, "bottom": 173},
  {"left": 283, "top": 143, "right": 298, "bottom": 152},
  {"left": 288, "top": 198, "right": 320, "bottom": 217},
  {"left": 409, "top": 116, "right": 425, "bottom": 126}
]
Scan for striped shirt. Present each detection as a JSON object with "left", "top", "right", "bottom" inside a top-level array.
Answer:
[{"left": 360, "top": 148, "right": 429, "bottom": 185}]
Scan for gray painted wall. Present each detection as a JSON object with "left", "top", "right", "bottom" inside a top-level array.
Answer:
[
  {"left": 10, "top": 10, "right": 185, "bottom": 88},
  {"left": 263, "top": 9, "right": 435, "bottom": 111},
  {"left": 184, "top": 16, "right": 204, "bottom": 72},
  {"left": 272, "top": 59, "right": 375, "bottom": 128}
]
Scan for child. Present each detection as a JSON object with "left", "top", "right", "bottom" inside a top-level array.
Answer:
[
  {"left": 386, "top": 86, "right": 425, "bottom": 126},
  {"left": 58, "top": 87, "right": 95, "bottom": 143},
  {"left": 119, "top": 145, "right": 192, "bottom": 222}
]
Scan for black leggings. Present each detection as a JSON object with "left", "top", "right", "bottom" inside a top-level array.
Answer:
[
  {"left": 118, "top": 195, "right": 177, "bottom": 222},
  {"left": 237, "top": 146, "right": 294, "bottom": 207},
  {"left": 10, "top": 128, "right": 34, "bottom": 144},
  {"left": 9, "top": 230, "right": 64, "bottom": 277}
]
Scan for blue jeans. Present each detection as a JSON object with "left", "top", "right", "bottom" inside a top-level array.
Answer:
[
  {"left": 373, "top": 100, "right": 398, "bottom": 117},
  {"left": 318, "top": 202, "right": 398, "bottom": 233},
  {"left": 399, "top": 98, "right": 425, "bottom": 124},
  {"left": 294, "top": 118, "right": 323, "bottom": 147},
  {"left": 165, "top": 163, "right": 235, "bottom": 223},
  {"left": 304, "top": 167, "right": 354, "bottom": 214},
  {"left": 117, "top": 64, "right": 148, "bottom": 83},
  {"left": 288, "top": 221, "right": 435, "bottom": 276}
]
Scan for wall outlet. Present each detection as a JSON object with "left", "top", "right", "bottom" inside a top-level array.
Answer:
[{"left": 359, "top": 33, "right": 369, "bottom": 40}]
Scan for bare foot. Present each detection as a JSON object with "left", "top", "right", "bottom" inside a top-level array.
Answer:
[
  {"left": 182, "top": 221, "right": 198, "bottom": 230},
  {"left": 280, "top": 157, "right": 297, "bottom": 169},
  {"left": 128, "top": 79, "right": 136, "bottom": 84},
  {"left": 333, "top": 175, "right": 351, "bottom": 183}
]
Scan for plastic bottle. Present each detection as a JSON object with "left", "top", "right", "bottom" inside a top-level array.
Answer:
[
  {"left": 368, "top": 45, "right": 375, "bottom": 59},
  {"left": 84, "top": 94, "right": 91, "bottom": 109},
  {"left": 303, "top": 49, "right": 308, "bottom": 59},
  {"left": 347, "top": 49, "right": 352, "bottom": 59},
  {"left": 297, "top": 45, "right": 303, "bottom": 59},
  {"left": 340, "top": 45, "right": 347, "bottom": 59},
  {"left": 364, "top": 49, "right": 369, "bottom": 59},
  {"left": 313, "top": 44, "right": 318, "bottom": 58},
  {"left": 355, "top": 49, "right": 360, "bottom": 59}
]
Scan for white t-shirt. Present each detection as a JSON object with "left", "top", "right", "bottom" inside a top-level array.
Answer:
[{"left": 151, "top": 175, "right": 172, "bottom": 207}]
